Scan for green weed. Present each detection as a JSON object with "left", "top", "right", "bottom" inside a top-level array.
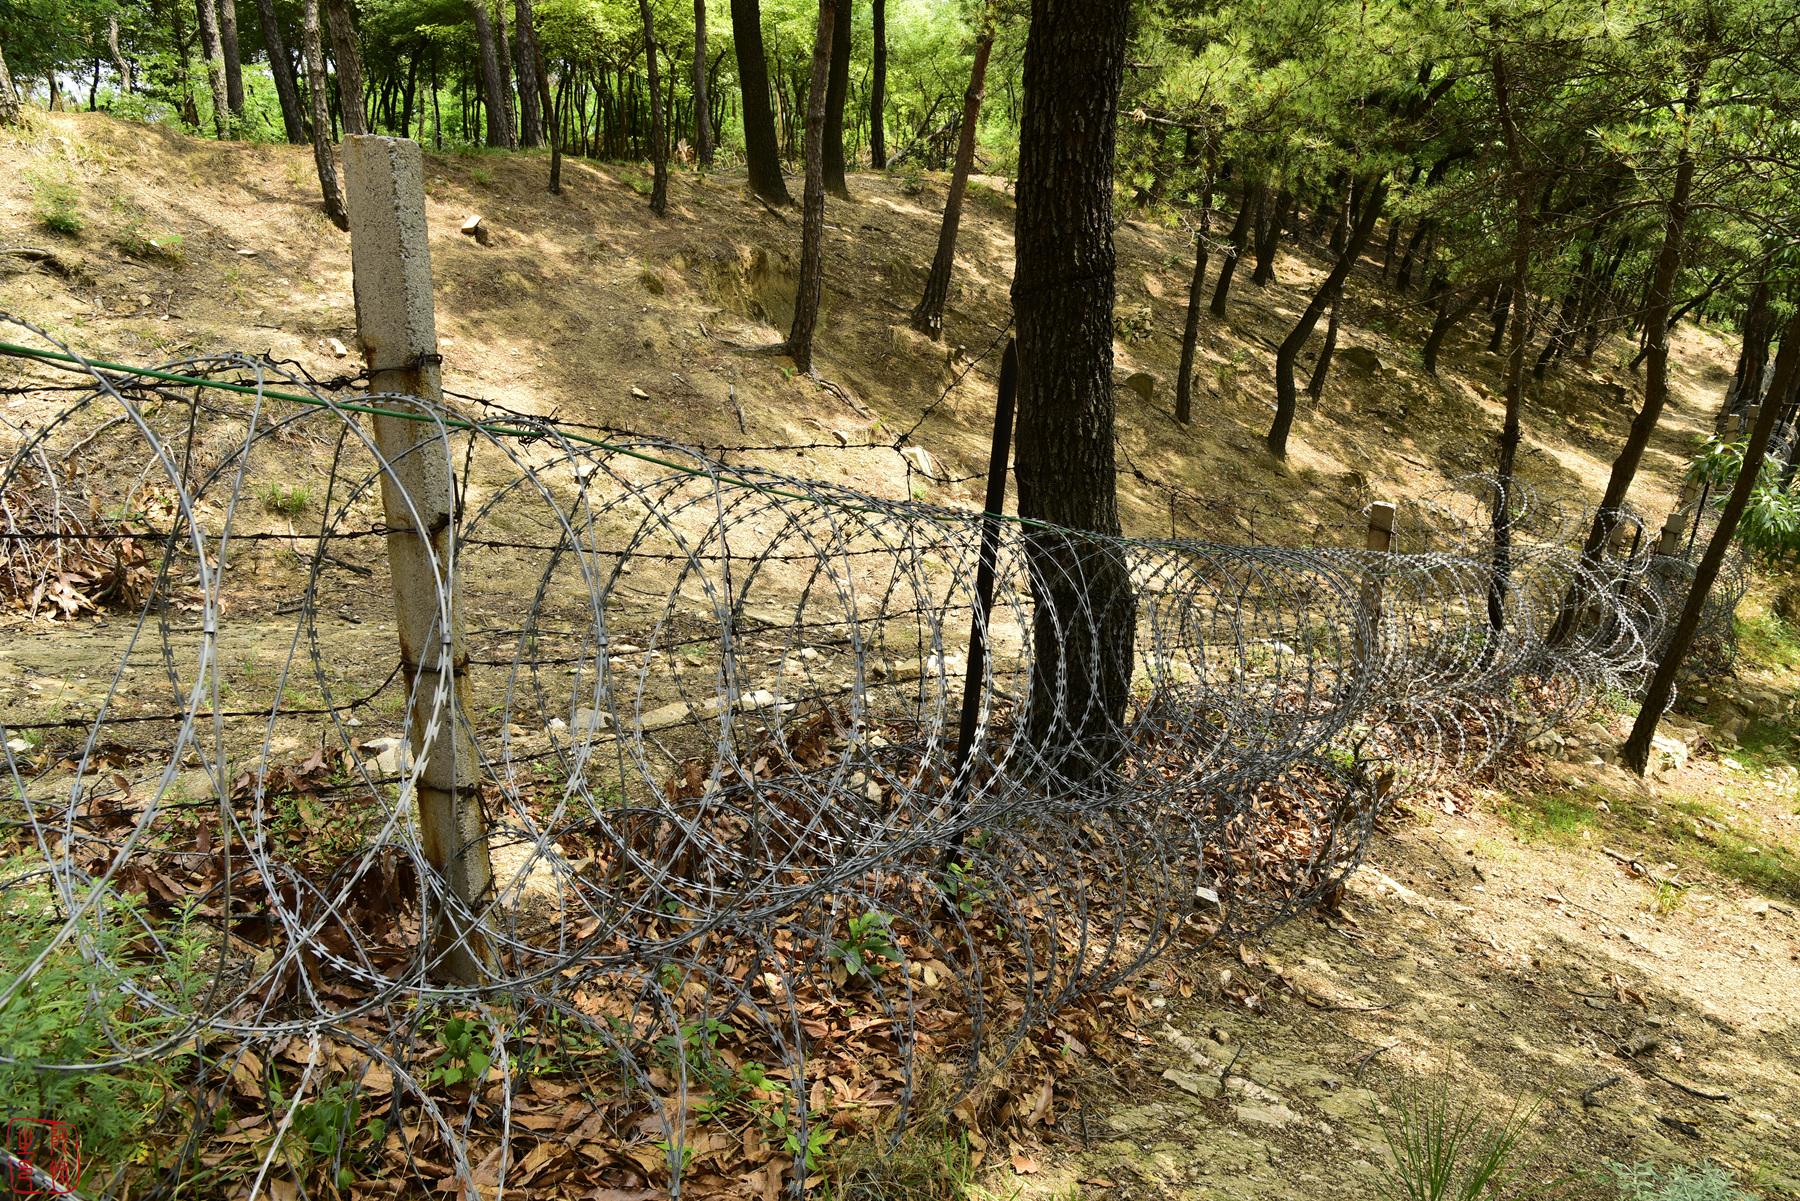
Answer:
[
  {"left": 112, "top": 222, "right": 185, "bottom": 264},
  {"left": 1605, "top": 1160, "right": 1753, "bottom": 1201},
  {"left": 830, "top": 910, "right": 899, "bottom": 979},
  {"left": 1498, "top": 788, "right": 1600, "bottom": 845},
  {"left": 1378, "top": 1076, "right": 1548, "bottom": 1201},
  {"left": 258, "top": 482, "right": 312, "bottom": 516},
  {"left": 33, "top": 177, "right": 83, "bottom": 236}
]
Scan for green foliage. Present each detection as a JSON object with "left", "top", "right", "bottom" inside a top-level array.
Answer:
[
  {"left": 0, "top": 875, "right": 192, "bottom": 1189},
  {"left": 1686, "top": 436, "right": 1800, "bottom": 566},
  {"left": 428, "top": 1014, "right": 492, "bottom": 1087},
  {"left": 829, "top": 910, "right": 899, "bottom": 978},
  {"left": 269, "top": 1075, "right": 387, "bottom": 1187},
  {"left": 112, "top": 221, "right": 184, "bottom": 264},
  {"left": 258, "top": 482, "right": 312, "bottom": 515},
  {"left": 1605, "top": 1161, "right": 1753, "bottom": 1201},
  {"left": 32, "top": 176, "right": 84, "bottom": 236},
  {"left": 1379, "top": 1077, "right": 1547, "bottom": 1201}
]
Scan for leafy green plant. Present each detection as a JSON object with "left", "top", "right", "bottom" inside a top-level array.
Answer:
[
  {"left": 1685, "top": 436, "right": 1800, "bottom": 565},
  {"left": 1379, "top": 1076, "right": 1546, "bottom": 1201},
  {"left": 428, "top": 1015, "right": 492, "bottom": 1087},
  {"left": 112, "top": 221, "right": 185, "bottom": 264},
  {"left": 830, "top": 910, "right": 899, "bottom": 978},
  {"left": 1605, "top": 1161, "right": 1753, "bottom": 1201},
  {"left": 0, "top": 875, "right": 190, "bottom": 1190},
  {"left": 940, "top": 860, "right": 991, "bottom": 915},
  {"left": 270, "top": 1076, "right": 386, "bottom": 1188},
  {"left": 33, "top": 177, "right": 83, "bottom": 236}
]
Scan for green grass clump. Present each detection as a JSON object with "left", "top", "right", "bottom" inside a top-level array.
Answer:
[
  {"left": 1499, "top": 788, "right": 1601, "bottom": 845},
  {"left": 1378, "top": 1075, "right": 1546, "bottom": 1201},
  {"left": 258, "top": 482, "right": 312, "bottom": 515},
  {"left": 33, "top": 177, "right": 84, "bottom": 236},
  {"left": 1734, "top": 609, "right": 1800, "bottom": 673}
]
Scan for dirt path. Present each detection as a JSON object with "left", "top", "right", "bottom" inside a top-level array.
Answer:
[{"left": 996, "top": 653, "right": 1800, "bottom": 1200}]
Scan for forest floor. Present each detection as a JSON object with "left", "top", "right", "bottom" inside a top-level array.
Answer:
[{"left": 2, "top": 113, "right": 1797, "bottom": 1199}]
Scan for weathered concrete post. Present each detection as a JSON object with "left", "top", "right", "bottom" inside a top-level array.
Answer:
[
  {"left": 343, "top": 135, "right": 494, "bottom": 984},
  {"left": 1356, "top": 501, "right": 1396, "bottom": 669},
  {"left": 1656, "top": 506, "right": 1690, "bottom": 559}
]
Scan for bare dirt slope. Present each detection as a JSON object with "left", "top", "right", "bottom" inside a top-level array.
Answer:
[{"left": 1, "top": 111, "right": 1727, "bottom": 548}]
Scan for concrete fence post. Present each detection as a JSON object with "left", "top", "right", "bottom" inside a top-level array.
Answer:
[
  {"left": 1356, "top": 501, "right": 1396, "bottom": 669},
  {"left": 343, "top": 135, "right": 495, "bottom": 984},
  {"left": 1656, "top": 506, "right": 1690, "bottom": 559}
]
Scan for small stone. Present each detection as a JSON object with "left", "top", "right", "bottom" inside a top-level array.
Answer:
[
  {"left": 1122, "top": 370, "right": 1156, "bottom": 402},
  {"left": 547, "top": 716, "right": 568, "bottom": 734},
  {"left": 900, "top": 445, "right": 940, "bottom": 478},
  {"left": 1161, "top": 1068, "right": 1222, "bottom": 1099},
  {"left": 630, "top": 386, "right": 651, "bottom": 400},
  {"left": 1338, "top": 346, "right": 1386, "bottom": 374},
  {"left": 327, "top": 337, "right": 348, "bottom": 358},
  {"left": 5, "top": 737, "right": 31, "bottom": 755}
]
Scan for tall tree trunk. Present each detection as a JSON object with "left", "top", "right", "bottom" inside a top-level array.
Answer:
[
  {"left": 519, "top": 0, "right": 560, "bottom": 189},
  {"left": 0, "top": 41, "right": 20, "bottom": 125},
  {"left": 909, "top": 26, "right": 993, "bottom": 338},
  {"left": 1488, "top": 52, "right": 1534, "bottom": 651},
  {"left": 255, "top": 0, "right": 308, "bottom": 141},
  {"left": 783, "top": 0, "right": 835, "bottom": 371},
  {"left": 1721, "top": 271, "right": 1774, "bottom": 431},
  {"left": 470, "top": 1, "right": 513, "bottom": 148},
  {"left": 820, "top": 0, "right": 851, "bottom": 197},
  {"left": 1174, "top": 165, "right": 1216, "bottom": 424},
  {"left": 1423, "top": 289, "right": 1483, "bottom": 376},
  {"left": 1209, "top": 185, "right": 1255, "bottom": 318},
  {"left": 300, "top": 0, "right": 347, "bottom": 229},
  {"left": 731, "top": 0, "right": 790, "bottom": 204},
  {"left": 1251, "top": 187, "right": 1290, "bottom": 285},
  {"left": 692, "top": 0, "right": 713, "bottom": 164},
  {"left": 219, "top": 0, "right": 245, "bottom": 115},
  {"left": 323, "top": 0, "right": 366, "bottom": 134},
  {"left": 195, "top": 0, "right": 232, "bottom": 136},
  {"left": 513, "top": 0, "right": 543, "bottom": 145},
  {"left": 1307, "top": 291, "right": 1342, "bottom": 400},
  {"left": 1554, "top": 77, "right": 1702, "bottom": 642},
  {"left": 1488, "top": 284, "right": 1513, "bottom": 353},
  {"left": 1267, "top": 177, "right": 1385, "bottom": 457},
  {"left": 1012, "top": 0, "right": 1135, "bottom": 778},
  {"left": 1625, "top": 312, "right": 1798, "bottom": 773},
  {"left": 639, "top": 0, "right": 668, "bottom": 214},
  {"left": 869, "top": 0, "right": 886, "bottom": 167},
  {"left": 106, "top": 14, "right": 133, "bottom": 99}
]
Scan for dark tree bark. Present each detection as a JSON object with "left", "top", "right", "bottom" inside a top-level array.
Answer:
[
  {"left": 1721, "top": 271, "right": 1774, "bottom": 432},
  {"left": 1011, "top": 0, "right": 1135, "bottom": 778},
  {"left": 218, "top": 0, "right": 245, "bottom": 115},
  {"left": 513, "top": 0, "right": 543, "bottom": 145},
  {"left": 300, "top": 0, "right": 347, "bottom": 229},
  {"left": 783, "top": 0, "right": 835, "bottom": 371},
  {"left": 1423, "top": 288, "right": 1484, "bottom": 376},
  {"left": 692, "top": 0, "right": 714, "bottom": 164},
  {"left": 1267, "top": 177, "right": 1385, "bottom": 457},
  {"left": 1487, "top": 52, "right": 1536, "bottom": 651},
  {"left": 322, "top": 0, "right": 366, "bottom": 135},
  {"left": 194, "top": 0, "right": 231, "bottom": 136},
  {"left": 1625, "top": 311, "right": 1798, "bottom": 774},
  {"left": 1488, "top": 284, "right": 1513, "bottom": 353},
  {"left": 0, "top": 43, "right": 19, "bottom": 126},
  {"left": 638, "top": 0, "right": 668, "bottom": 214},
  {"left": 869, "top": 0, "right": 886, "bottom": 167},
  {"left": 1174, "top": 168, "right": 1215, "bottom": 424},
  {"left": 731, "top": 0, "right": 791, "bottom": 204},
  {"left": 909, "top": 27, "right": 993, "bottom": 338},
  {"left": 471, "top": 1, "right": 514, "bottom": 148},
  {"left": 1251, "top": 187, "right": 1290, "bottom": 285},
  {"left": 821, "top": 0, "right": 851, "bottom": 197},
  {"left": 253, "top": 0, "right": 308, "bottom": 142},
  {"left": 1553, "top": 77, "right": 1701, "bottom": 643},
  {"left": 1209, "top": 184, "right": 1256, "bottom": 318},
  {"left": 518, "top": 0, "right": 560, "bottom": 190},
  {"left": 1307, "top": 292, "right": 1342, "bottom": 400}
]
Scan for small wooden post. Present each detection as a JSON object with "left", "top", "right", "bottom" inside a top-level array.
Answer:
[
  {"left": 1357, "top": 501, "right": 1396, "bottom": 668},
  {"left": 343, "top": 135, "right": 494, "bottom": 984}
]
